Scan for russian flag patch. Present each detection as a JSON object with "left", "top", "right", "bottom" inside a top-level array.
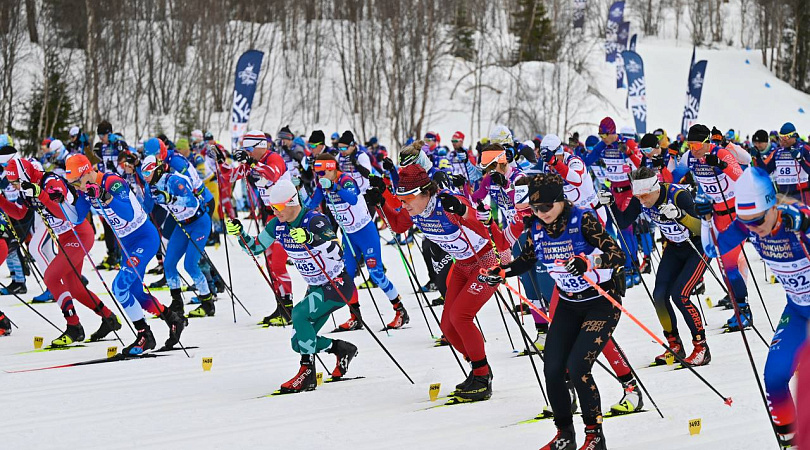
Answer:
[{"left": 737, "top": 202, "right": 757, "bottom": 211}]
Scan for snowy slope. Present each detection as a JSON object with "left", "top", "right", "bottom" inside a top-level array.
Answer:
[{"left": 0, "top": 219, "right": 787, "bottom": 449}]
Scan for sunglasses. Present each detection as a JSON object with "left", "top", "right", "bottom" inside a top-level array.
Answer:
[
  {"left": 739, "top": 213, "right": 768, "bottom": 227},
  {"left": 69, "top": 179, "right": 83, "bottom": 187},
  {"left": 779, "top": 132, "right": 797, "bottom": 139},
  {"left": 271, "top": 202, "right": 288, "bottom": 212},
  {"left": 531, "top": 203, "right": 556, "bottom": 213},
  {"left": 688, "top": 137, "right": 709, "bottom": 150},
  {"left": 451, "top": 139, "right": 461, "bottom": 143},
  {"left": 338, "top": 145, "right": 349, "bottom": 150},
  {"left": 308, "top": 142, "right": 322, "bottom": 149},
  {"left": 640, "top": 147, "right": 656, "bottom": 154}
]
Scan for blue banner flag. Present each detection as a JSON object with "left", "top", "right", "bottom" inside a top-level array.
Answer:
[
  {"left": 681, "top": 60, "right": 708, "bottom": 137},
  {"left": 573, "top": 0, "right": 587, "bottom": 29},
  {"left": 622, "top": 50, "right": 647, "bottom": 134},
  {"left": 616, "top": 21, "right": 630, "bottom": 88},
  {"left": 605, "top": 1, "right": 625, "bottom": 62},
  {"left": 629, "top": 33, "right": 637, "bottom": 52},
  {"left": 230, "top": 50, "right": 264, "bottom": 151}
]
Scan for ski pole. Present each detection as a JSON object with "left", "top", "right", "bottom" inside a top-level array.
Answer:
[
  {"left": 323, "top": 194, "right": 389, "bottom": 334},
  {"left": 707, "top": 226, "right": 781, "bottom": 447},
  {"left": 232, "top": 230, "right": 292, "bottom": 327},
  {"left": 376, "top": 207, "right": 467, "bottom": 376},
  {"left": 565, "top": 266, "right": 733, "bottom": 405},
  {"left": 57, "top": 203, "right": 137, "bottom": 338},
  {"left": 604, "top": 203, "right": 658, "bottom": 310},
  {"left": 212, "top": 162, "right": 237, "bottom": 323},
  {"left": 95, "top": 202, "right": 190, "bottom": 358},
  {"left": 0, "top": 279, "right": 62, "bottom": 332},
  {"left": 1, "top": 211, "right": 45, "bottom": 291},
  {"left": 299, "top": 241, "right": 414, "bottom": 384},
  {"left": 31, "top": 204, "right": 126, "bottom": 347},
  {"left": 166, "top": 209, "right": 251, "bottom": 316}
]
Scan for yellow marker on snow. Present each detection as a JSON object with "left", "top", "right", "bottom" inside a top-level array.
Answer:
[
  {"left": 705, "top": 297, "right": 713, "bottom": 308},
  {"left": 429, "top": 383, "right": 441, "bottom": 401},
  {"left": 665, "top": 353, "right": 675, "bottom": 366},
  {"left": 771, "top": 275, "right": 777, "bottom": 284},
  {"left": 33, "top": 336, "right": 43, "bottom": 349},
  {"left": 689, "top": 418, "right": 702, "bottom": 435},
  {"left": 107, "top": 346, "right": 118, "bottom": 358},
  {"left": 202, "top": 357, "right": 213, "bottom": 371},
  {"left": 316, "top": 372, "right": 324, "bottom": 386}
]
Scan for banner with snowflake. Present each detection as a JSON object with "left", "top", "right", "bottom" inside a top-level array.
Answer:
[
  {"left": 573, "top": 0, "right": 587, "bottom": 29},
  {"left": 621, "top": 50, "right": 646, "bottom": 134},
  {"left": 616, "top": 21, "right": 630, "bottom": 88},
  {"left": 231, "top": 50, "right": 265, "bottom": 151},
  {"left": 605, "top": 1, "right": 625, "bottom": 62},
  {"left": 681, "top": 60, "right": 708, "bottom": 137}
]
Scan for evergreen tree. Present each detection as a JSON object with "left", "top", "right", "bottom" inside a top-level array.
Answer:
[
  {"left": 20, "top": 55, "right": 74, "bottom": 155},
  {"left": 511, "top": 0, "right": 556, "bottom": 63},
  {"left": 451, "top": 5, "right": 475, "bottom": 61}
]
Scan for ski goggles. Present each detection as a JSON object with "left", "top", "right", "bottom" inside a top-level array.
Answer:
[
  {"left": 396, "top": 184, "right": 430, "bottom": 203},
  {"left": 639, "top": 146, "right": 657, "bottom": 154},
  {"left": 270, "top": 196, "right": 299, "bottom": 212},
  {"left": 308, "top": 142, "right": 322, "bottom": 149},
  {"left": 687, "top": 136, "right": 710, "bottom": 151},
  {"left": 313, "top": 160, "right": 337, "bottom": 176},
  {"left": 779, "top": 132, "right": 798, "bottom": 140},
  {"left": 738, "top": 212, "right": 768, "bottom": 227}
]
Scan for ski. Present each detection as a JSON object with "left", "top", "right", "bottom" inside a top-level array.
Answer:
[
  {"left": 5, "top": 352, "right": 166, "bottom": 373},
  {"left": 16, "top": 344, "right": 88, "bottom": 355},
  {"left": 507, "top": 408, "right": 648, "bottom": 427},
  {"left": 324, "top": 375, "right": 365, "bottom": 383},
  {"left": 155, "top": 345, "right": 199, "bottom": 353},
  {"left": 422, "top": 396, "right": 491, "bottom": 410}
]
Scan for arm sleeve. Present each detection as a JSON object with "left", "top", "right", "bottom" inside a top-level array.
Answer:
[
  {"left": 380, "top": 190, "right": 414, "bottom": 233},
  {"left": 238, "top": 218, "right": 277, "bottom": 255},
  {"left": 252, "top": 152, "right": 286, "bottom": 182},
  {"left": 582, "top": 141, "right": 605, "bottom": 166},
  {"left": 166, "top": 176, "right": 198, "bottom": 207},
  {"left": 354, "top": 153, "right": 372, "bottom": 178},
  {"left": 304, "top": 187, "right": 324, "bottom": 210},
  {"left": 718, "top": 148, "right": 744, "bottom": 181},
  {"left": 610, "top": 196, "right": 641, "bottom": 229},
  {"left": 0, "top": 193, "right": 28, "bottom": 220},
  {"left": 503, "top": 233, "right": 538, "bottom": 278},
  {"left": 335, "top": 178, "right": 359, "bottom": 205},
  {"left": 104, "top": 176, "right": 135, "bottom": 221},
  {"left": 581, "top": 211, "right": 625, "bottom": 270},
  {"left": 672, "top": 188, "right": 701, "bottom": 236}
]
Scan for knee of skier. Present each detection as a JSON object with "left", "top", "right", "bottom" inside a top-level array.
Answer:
[
  {"left": 543, "top": 356, "right": 566, "bottom": 381},
  {"left": 290, "top": 301, "right": 309, "bottom": 323}
]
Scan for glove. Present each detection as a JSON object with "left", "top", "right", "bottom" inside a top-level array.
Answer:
[
  {"left": 791, "top": 148, "right": 804, "bottom": 162},
  {"left": 564, "top": 254, "right": 590, "bottom": 277},
  {"left": 318, "top": 177, "right": 333, "bottom": 190},
  {"left": 778, "top": 204, "right": 807, "bottom": 232},
  {"left": 122, "top": 152, "right": 138, "bottom": 166},
  {"left": 480, "top": 266, "right": 505, "bottom": 287},
  {"left": 150, "top": 187, "right": 172, "bottom": 205},
  {"left": 233, "top": 149, "right": 255, "bottom": 165},
  {"left": 456, "top": 150, "right": 468, "bottom": 163},
  {"left": 105, "top": 160, "right": 117, "bottom": 172},
  {"left": 659, "top": 203, "right": 683, "bottom": 220},
  {"left": 668, "top": 143, "right": 680, "bottom": 157},
  {"left": 476, "top": 203, "right": 491, "bottom": 225},
  {"left": 438, "top": 192, "right": 466, "bottom": 216},
  {"left": 209, "top": 144, "right": 225, "bottom": 164},
  {"left": 490, "top": 171, "right": 507, "bottom": 187},
  {"left": 597, "top": 189, "right": 613, "bottom": 206},
  {"left": 369, "top": 175, "right": 387, "bottom": 192},
  {"left": 225, "top": 218, "right": 243, "bottom": 236},
  {"left": 651, "top": 156, "right": 665, "bottom": 169},
  {"left": 694, "top": 194, "right": 714, "bottom": 217},
  {"left": 365, "top": 187, "right": 385, "bottom": 208},
  {"left": 290, "top": 227, "right": 312, "bottom": 245},
  {"left": 382, "top": 157, "right": 396, "bottom": 172},
  {"left": 450, "top": 174, "right": 467, "bottom": 188},
  {"left": 45, "top": 185, "right": 66, "bottom": 203},
  {"left": 704, "top": 153, "right": 728, "bottom": 169},
  {"left": 432, "top": 170, "right": 449, "bottom": 187},
  {"left": 20, "top": 181, "right": 41, "bottom": 198},
  {"left": 85, "top": 183, "right": 112, "bottom": 203}
]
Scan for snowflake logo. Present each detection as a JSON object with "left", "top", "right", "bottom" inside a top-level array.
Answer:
[
  {"left": 610, "top": 6, "right": 624, "bottom": 19},
  {"left": 628, "top": 78, "right": 647, "bottom": 122},
  {"left": 626, "top": 59, "right": 642, "bottom": 74},
  {"left": 619, "top": 29, "right": 628, "bottom": 41},
  {"left": 238, "top": 63, "right": 258, "bottom": 86},
  {"left": 691, "top": 72, "right": 704, "bottom": 90}
]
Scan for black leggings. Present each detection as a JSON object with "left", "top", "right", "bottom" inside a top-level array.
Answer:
[
  {"left": 544, "top": 296, "right": 621, "bottom": 427},
  {"left": 421, "top": 238, "right": 453, "bottom": 297},
  {"left": 652, "top": 240, "right": 706, "bottom": 340}
]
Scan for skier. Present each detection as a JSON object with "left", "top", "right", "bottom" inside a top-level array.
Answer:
[
  {"left": 713, "top": 166, "right": 810, "bottom": 448},
  {"left": 227, "top": 179, "right": 358, "bottom": 393},
  {"left": 485, "top": 173, "right": 627, "bottom": 450},
  {"left": 62, "top": 155, "right": 186, "bottom": 354},
  {"left": 754, "top": 122, "right": 810, "bottom": 203},
  {"left": 305, "top": 153, "right": 408, "bottom": 330},
  {"left": 0, "top": 310, "right": 10, "bottom": 336},
  {"left": 141, "top": 155, "right": 214, "bottom": 318},
  {"left": 604, "top": 166, "right": 710, "bottom": 366},
  {"left": 1, "top": 157, "right": 120, "bottom": 346},
  {"left": 92, "top": 120, "right": 126, "bottom": 270}
]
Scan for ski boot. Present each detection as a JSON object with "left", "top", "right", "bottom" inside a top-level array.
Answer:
[
  {"left": 454, "top": 363, "right": 492, "bottom": 402},
  {"left": 188, "top": 294, "right": 216, "bottom": 318},
  {"left": 579, "top": 424, "right": 607, "bottom": 450},
  {"left": 327, "top": 339, "right": 358, "bottom": 378},
  {"left": 149, "top": 276, "right": 167, "bottom": 288},
  {"left": 213, "top": 276, "right": 226, "bottom": 294},
  {"left": 632, "top": 271, "right": 641, "bottom": 286},
  {"left": 653, "top": 333, "right": 685, "bottom": 365},
  {"left": 31, "top": 289, "right": 54, "bottom": 303},
  {"left": 279, "top": 354, "right": 317, "bottom": 393},
  {"left": 162, "top": 309, "right": 186, "bottom": 350},
  {"left": 385, "top": 300, "right": 409, "bottom": 330},
  {"left": 624, "top": 272, "right": 635, "bottom": 289},
  {"left": 261, "top": 295, "right": 292, "bottom": 326},
  {"left": 539, "top": 378, "right": 577, "bottom": 419},
  {"left": 0, "top": 312, "right": 11, "bottom": 336},
  {"left": 639, "top": 256, "right": 652, "bottom": 274},
  {"left": 334, "top": 312, "right": 363, "bottom": 331},
  {"left": 147, "top": 263, "right": 164, "bottom": 275},
  {"left": 51, "top": 324, "right": 85, "bottom": 347},
  {"left": 419, "top": 281, "right": 437, "bottom": 293},
  {"left": 683, "top": 338, "right": 711, "bottom": 366},
  {"left": 532, "top": 326, "right": 548, "bottom": 352},
  {"left": 725, "top": 303, "right": 752, "bottom": 332},
  {"left": 539, "top": 424, "right": 576, "bottom": 450},
  {"left": 430, "top": 296, "right": 444, "bottom": 307},
  {"left": 610, "top": 378, "right": 644, "bottom": 415},
  {"left": 775, "top": 424, "right": 794, "bottom": 449},
  {"left": 89, "top": 314, "right": 122, "bottom": 341},
  {"left": 123, "top": 326, "right": 156, "bottom": 355},
  {"left": 357, "top": 278, "right": 378, "bottom": 289},
  {"left": 169, "top": 289, "right": 185, "bottom": 318},
  {"left": 0, "top": 281, "right": 26, "bottom": 295},
  {"left": 716, "top": 294, "right": 732, "bottom": 309}
]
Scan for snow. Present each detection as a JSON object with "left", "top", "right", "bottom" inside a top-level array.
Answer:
[{"left": 0, "top": 219, "right": 787, "bottom": 449}]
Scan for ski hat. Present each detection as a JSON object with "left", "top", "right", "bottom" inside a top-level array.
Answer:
[
  {"left": 780, "top": 122, "right": 798, "bottom": 138},
  {"left": 41, "top": 137, "right": 52, "bottom": 148},
  {"left": 639, "top": 133, "right": 659, "bottom": 150},
  {"left": 65, "top": 154, "right": 93, "bottom": 182},
  {"left": 203, "top": 131, "right": 214, "bottom": 141},
  {"left": 308, "top": 130, "right": 325, "bottom": 145},
  {"left": 278, "top": 126, "right": 294, "bottom": 141},
  {"left": 539, "top": 134, "right": 562, "bottom": 163},
  {"left": 452, "top": 131, "right": 464, "bottom": 142},
  {"left": 69, "top": 126, "right": 80, "bottom": 137},
  {"left": 584, "top": 135, "right": 599, "bottom": 149},
  {"left": 5, "top": 158, "right": 41, "bottom": 183},
  {"left": 489, "top": 125, "right": 512, "bottom": 145},
  {"left": 191, "top": 129, "right": 204, "bottom": 142},
  {"left": 0, "top": 134, "right": 11, "bottom": 148},
  {"left": 599, "top": 117, "right": 616, "bottom": 135},
  {"left": 331, "top": 132, "right": 340, "bottom": 140},
  {"left": 338, "top": 130, "right": 355, "bottom": 146},
  {"left": 0, "top": 144, "right": 17, "bottom": 165},
  {"left": 242, "top": 130, "right": 268, "bottom": 149},
  {"left": 49, "top": 139, "right": 65, "bottom": 153},
  {"left": 396, "top": 164, "right": 432, "bottom": 197},
  {"left": 367, "top": 136, "right": 378, "bottom": 146},
  {"left": 175, "top": 138, "right": 190, "bottom": 151},
  {"left": 687, "top": 124, "right": 711, "bottom": 142},
  {"left": 736, "top": 166, "right": 777, "bottom": 215},
  {"left": 725, "top": 129, "right": 736, "bottom": 142},
  {"left": 752, "top": 129, "right": 769, "bottom": 143},
  {"left": 140, "top": 155, "right": 160, "bottom": 179},
  {"left": 631, "top": 169, "right": 659, "bottom": 195},
  {"left": 96, "top": 120, "right": 112, "bottom": 135},
  {"left": 620, "top": 125, "right": 635, "bottom": 137},
  {"left": 528, "top": 174, "right": 564, "bottom": 205},
  {"left": 424, "top": 131, "right": 440, "bottom": 142},
  {"left": 143, "top": 137, "right": 167, "bottom": 159},
  {"left": 268, "top": 179, "right": 300, "bottom": 208}
]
